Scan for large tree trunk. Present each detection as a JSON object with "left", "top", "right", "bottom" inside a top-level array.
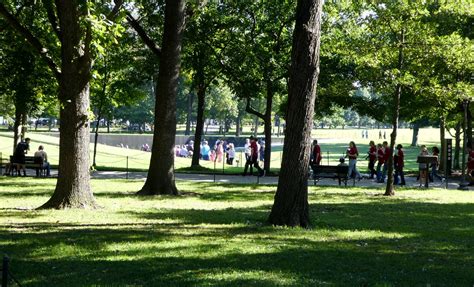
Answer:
[
  {"left": 20, "top": 113, "right": 27, "bottom": 140},
  {"left": 40, "top": 1, "right": 96, "bottom": 209},
  {"left": 411, "top": 123, "right": 419, "bottom": 146},
  {"left": 268, "top": 0, "right": 323, "bottom": 228},
  {"left": 384, "top": 30, "right": 405, "bottom": 197},
  {"left": 191, "top": 85, "right": 206, "bottom": 167},
  {"left": 138, "top": 0, "right": 185, "bottom": 196},
  {"left": 263, "top": 83, "right": 273, "bottom": 173},
  {"left": 13, "top": 110, "right": 22, "bottom": 154}
]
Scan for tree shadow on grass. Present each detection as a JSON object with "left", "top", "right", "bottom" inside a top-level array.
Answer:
[{"left": 1, "top": 194, "right": 473, "bottom": 285}]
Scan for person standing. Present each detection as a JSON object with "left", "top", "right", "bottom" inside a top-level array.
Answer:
[
  {"left": 368, "top": 140, "right": 377, "bottom": 179},
  {"left": 376, "top": 143, "right": 385, "bottom": 182},
  {"left": 381, "top": 141, "right": 390, "bottom": 183},
  {"left": 346, "top": 141, "right": 361, "bottom": 180},
  {"left": 34, "top": 145, "right": 51, "bottom": 177},
  {"left": 430, "top": 146, "right": 443, "bottom": 182},
  {"left": 227, "top": 143, "right": 235, "bottom": 165},
  {"left": 418, "top": 145, "right": 430, "bottom": 187},
  {"left": 12, "top": 138, "right": 31, "bottom": 176},
  {"left": 311, "top": 139, "right": 322, "bottom": 166},
  {"left": 242, "top": 136, "right": 264, "bottom": 177},
  {"left": 394, "top": 144, "right": 406, "bottom": 185}
]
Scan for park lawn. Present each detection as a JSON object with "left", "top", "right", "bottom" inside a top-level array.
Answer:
[
  {"left": 1, "top": 177, "right": 473, "bottom": 286},
  {"left": 0, "top": 128, "right": 450, "bottom": 174}
]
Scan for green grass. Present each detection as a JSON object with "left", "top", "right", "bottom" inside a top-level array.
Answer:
[
  {"left": 0, "top": 128, "right": 451, "bottom": 174},
  {"left": 1, "top": 177, "right": 473, "bottom": 286}
]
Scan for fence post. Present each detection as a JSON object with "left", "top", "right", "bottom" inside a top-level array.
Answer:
[
  {"left": 213, "top": 159, "right": 216, "bottom": 183},
  {"left": 0, "top": 152, "right": 2, "bottom": 176},
  {"left": 2, "top": 255, "right": 9, "bottom": 287},
  {"left": 126, "top": 156, "right": 129, "bottom": 180},
  {"left": 327, "top": 151, "right": 329, "bottom": 165}
]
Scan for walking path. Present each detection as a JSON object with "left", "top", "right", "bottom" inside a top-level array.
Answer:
[{"left": 91, "top": 170, "right": 471, "bottom": 190}]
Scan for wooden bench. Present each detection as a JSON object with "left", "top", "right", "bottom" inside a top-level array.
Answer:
[
  {"left": 311, "top": 165, "right": 351, "bottom": 186},
  {"left": 6, "top": 155, "right": 45, "bottom": 177}
]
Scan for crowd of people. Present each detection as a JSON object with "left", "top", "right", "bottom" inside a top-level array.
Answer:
[{"left": 308, "top": 139, "right": 469, "bottom": 186}]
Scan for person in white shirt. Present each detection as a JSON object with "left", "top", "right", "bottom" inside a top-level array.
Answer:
[
  {"left": 34, "top": 145, "right": 51, "bottom": 176},
  {"left": 227, "top": 143, "right": 235, "bottom": 165}
]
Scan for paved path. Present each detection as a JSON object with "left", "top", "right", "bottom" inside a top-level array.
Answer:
[{"left": 91, "top": 171, "right": 472, "bottom": 190}]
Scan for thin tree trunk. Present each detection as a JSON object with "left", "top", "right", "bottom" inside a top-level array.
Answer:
[
  {"left": 185, "top": 92, "right": 193, "bottom": 136},
  {"left": 384, "top": 29, "right": 405, "bottom": 197},
  {"left": 439, "top": 117, "right": 445, "bottom": 171},
  {"left": 411, "top": 123, "right": 419, "bottom": 146},
  {"left": 467, "top": 102, "right": 472, "bottom": 143},
  {"left": 235, "top": 114, "right": 241, "bottom": 137},
  {"left": 253, "top": 116, "right": 258, "bottom": 137},
  {"left": 138, "top": 0, "right": 185, "bottom": 196},
  {"left": 268, "top": 0, "right": 323, "bottom": 228},
  {"left": 20, "top": 113, "right": 27, "bottom": 140},
  {"left": 454, "top": 121, "right": 461, "bottom": 169},
  {"left": 92, "top": 104, "right": 103, "bottom": 167},
  {"left": 191, "top": 85, "right": 206, "bottom": 167}
]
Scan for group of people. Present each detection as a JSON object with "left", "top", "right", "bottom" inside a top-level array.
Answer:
[
  {"left": 197, "top": 139, "right": 236, "bottom": 165},
  {"left": 311, "top": 139, "right": 447, "bottom": 186},
  {"left": 4, "top": 138, "right": 51, "bottom": 177}
]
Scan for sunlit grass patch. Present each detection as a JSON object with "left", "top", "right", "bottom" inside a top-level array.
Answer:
[{"left": 0, "top": 176, "right": 473, "bottom": 286}]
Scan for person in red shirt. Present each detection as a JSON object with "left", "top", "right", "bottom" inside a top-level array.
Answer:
[
  {"left": 394, "top": 144, "right": 406, "bottom": 185},
  {"left": 346, "top": 141, "right": 361, "bottom": 180},
  {"left": 242, "top": 136, "right": 264, "bottom": 177},
  {"left": 311, "top": 140, "right": 322, "bottom": 166},
  {"left": 376, "top": 143, "right": 384, "bottom": 182},
  {"left": 368, "top": 141, "right": 377, "bottom": 179}
]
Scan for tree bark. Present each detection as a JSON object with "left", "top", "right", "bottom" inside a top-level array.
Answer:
[
  {"left": 20, "top": 113, "right": 27, "bottom": 140},
  {"left": 411, "top": 123, "right": 419, "bottom": 146},
  {"left": 185, "top": 92, "right": 193, "bottom": 136},
  {"left": 467, "top": 102, "right": 472, "bottom": 144},
  {"left": 439, "top": 117, "right": 445, "bottom": 171},
  {"left": 40, "top": 1, "right": 96, "bottom": 209},
  {"left": 191, "top": 85, "right": 206, "bottom": 167},
  {"left": 268, "top": 0, "right": 323, "bottom": 228},
  {"left": 235, "top": 114, "right": 241, "bottom": 137},
  {"left": 138, "top": 0, "right": 185, "bottom": 196},
  {"left": 263, "top": 82, "right": 273, "bottom": 173},
  {"left": 384, "top": 29, "right": 405, "bottom": 197},
  {"left": 454, "top": 121, "right": 461, "bottom": 169},
  {"left": 13, "top": 110, "right": 21, "bottom": 154}
]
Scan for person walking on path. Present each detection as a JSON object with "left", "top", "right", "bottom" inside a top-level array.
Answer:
[
  {"left": 367, "top": 140, "right": 377, "bottom": 179},
  {"left": 418, "top": 145, "right": 430, "bottom": 187},
  {"left": 429, "top": 146, "right": 444, "bottom": 182},
  {"left": 394, "top": 144, "right": 406, "bottom": 185},
  {"left": 242, "top": 136, "right": 264, "bottom": 177},
  {"left": 346, "top": 141, "right": 361, "bottom": 180}
]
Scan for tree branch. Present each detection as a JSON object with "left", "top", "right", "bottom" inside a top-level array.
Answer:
[
  {"left": 43, "top": 0, "right": 60, "bottom": 38},
  {"left": 126, "top": 11, "right": 161, "bottom": 57},
  {"left": 108, "top": 0, "right": 123, "bottom": 21},
  {"left": 0, "top": 3, "right": 60, "bottom": 80},
  {"left": 246, "top": 98, "right": 264, "bottom": 119}
]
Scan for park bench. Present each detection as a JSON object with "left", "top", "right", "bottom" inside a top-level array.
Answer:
[
  {"left": 6, "top": 155, "right": 46, "bottom": 177},
  {"left": 311, "top": 165, "right": 352, "bottom": 187}
]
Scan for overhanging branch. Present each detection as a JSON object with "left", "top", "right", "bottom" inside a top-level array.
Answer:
[
  {"left": 0, "top": 3, "right": 60, "bottom": 80},
  {"left": 126, "top": 11, "right": 161, "bottom": 57},
  {"left": 246, "top": 98, "right": 264, "bottom": 119}
]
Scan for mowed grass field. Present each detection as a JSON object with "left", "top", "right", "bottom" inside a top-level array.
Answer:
[
  {"left": 0, "top": 128, "right": 447, "bottom": 174},
  {"left": 1, "top": 177, "right": 473, "bottom": 286}
]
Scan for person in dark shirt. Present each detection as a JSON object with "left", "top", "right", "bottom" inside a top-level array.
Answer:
[
  {"left": 13, "top": 138, "right": 31, "bottom": 176},
  {"left": 394, "top": 144, "right": 406, "bottom": 185}
]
